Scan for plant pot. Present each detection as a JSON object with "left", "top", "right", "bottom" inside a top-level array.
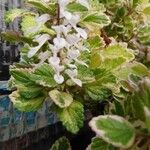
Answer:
[{"left": 0, "top": 81, "right": 58, "bottom": 149}]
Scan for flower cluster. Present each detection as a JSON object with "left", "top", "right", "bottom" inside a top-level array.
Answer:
[{"left": 28, "top": 0, "right": 90, "bottom": 86}]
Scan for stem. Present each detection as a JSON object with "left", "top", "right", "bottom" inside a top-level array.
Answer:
[
  {"left": 136, "top": 131, "right": 150, "bottom": 138},
  {"left": 141, "top": 140, "right": 150, "bottom": 150},
  {"left": 57, "top": 3, "right": 60, "bottom": 25},
  {"left": 101, "top": 29, "right": 111, "bottom": 46}
]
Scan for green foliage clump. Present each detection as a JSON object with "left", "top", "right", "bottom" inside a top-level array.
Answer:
[{"left": 2, "top": 0, "right": 150, "bottom": 149}]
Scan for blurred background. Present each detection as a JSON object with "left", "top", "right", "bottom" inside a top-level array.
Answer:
[{"left": 0, "top": 0, "right": 23, "bottom": 80}]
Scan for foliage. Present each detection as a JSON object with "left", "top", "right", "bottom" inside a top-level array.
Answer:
[
  {"left": 50, "top": 137, "right": 71, "bottom": 150},
  {"left": 2, "top": 0, "right": 150, "bottom": 149}
]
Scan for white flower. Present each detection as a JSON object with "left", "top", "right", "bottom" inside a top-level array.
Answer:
[
  {"left": 58, "top": 0, "right": 70, "bottom": 18},
  {"left": 52, "top": 25, "right": 71, "bottom": 37},
  {"left": 54, "top": 74, "right": 64, "bottom": 84},
  {"left": 49, "top": 44, "right": 60, "bottom": 56},
  {"left": 48, "top": 56, "right": 60, "bottom": 66},
  {"left": 38, "top": 51, "right": 50, "bottom": 61},
  {"left": 53, "top": 37, "right": 67, "bottom": 49},
  {"left": 34, "top": 51, "right": 50, "bottom": 68},
  {"left": 67, "top": 14, "right": 80, "bottom": 26},
  {"left": 77, "top": 0, "right": 90, "bottom": 9},
  {"left": 63, "top": 11, "right": 73, "bottom": 20},
  {"left": 67, "top": 49, "right": 80, "bottom": 60},
  {"left": 36, "top": 14, "right": 51, "bottom": 23},
  {"left": 48, "top": 56, "right": 64, "bottom": 72},
  {"left": 75, "top": 27, "right": 88, "bottom": 39},
  {"left": 65, "top": 69, "right": 82, "bottom": 87},
  {"left": 28, "top": 34, "right": 50, "bottom": 58},
  {"left": 66, "top": 34, "right": 81, "bottom": 46}
]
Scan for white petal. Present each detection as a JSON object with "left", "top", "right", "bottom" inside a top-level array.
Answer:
[
  {"left": 48, "top": 57, "right": 60, "bottom": 65},
  {"left": 39, "top": 51, "right": 50, "bottom": 60},
  {"left": 67, "top": 49, "right": 80, "bottom": 60},
  {"left": 28, "top": 46, "right": 41, "bottom": 58},
  {"left": 58, "top": 0, "right": 69, "bottom": 7},
  {"left": 54, "top": 74, "right": 64, "bottom": 84},
  {"left": 49, "top": 44, "right": 60, "bottom": 55},
  {"left": 52, "top": 25, "right": 71, "bottom": 37},
  {"left": 36, "top": 34, "right": 50, "bottom": 43},
  {"left": 36, "top": 14, "right": 51, "bottom": 24},
  {"left": 72, "top": 78, "right": 82, "bottom": 87},
  {"left": 63, "top": 11, "right": 73, "bottom": 20},
  {"left": 56, "top": 65, "right": 65, "bottom": 72},
  {"left": 65, "top": 69, "right": 78, "bottom": 78},
  {"left": 53, "top": 37, "right": 66, "bottom": 49},
  {"left": 66, "top": 34, "right": 81, "bottom": 45},
  {"left": 75, "top": 27, "right": 87, "bottom": 39},
  {"left": 28, "top": 34, "right": 50, "bottom": 58},
  {"left": 69, "top": 14, "right": 80, "bottom": 26}
]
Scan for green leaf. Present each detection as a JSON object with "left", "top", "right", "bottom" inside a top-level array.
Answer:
[
  {"left": 26, "top": 0, "right": 56, "bottom": 14},
  {"left": 10, "top": 68, "right": 33, "bottom": 85},
  {"left": 21, "top": 15, "right": 55, "bottom": 37},
  {"left": 114, "top": 62, "right": 150, "bottom": 81},
  {"left": 86, "top": 86, "right": 111, "bottom": 101},
  {"left": 89, "top": 115, "right": 135, "bottom": 148},
  {"left": 30, "top": 63, "right": 57, "bottom": 88},
  {"left": 100, "top": 44, "right": 135, "bottom": 62},
  {"left": 89, "top": 0, "right": 106, "bottom": 12},
  {"left": 138, "top": 26, "right": 150, "bottom": 46},
  {"left": 4, "top": 9, "right": 34, "bottom": 23},
  {"left": 132, "top": 0, "right": 141, "bottom": 8},
  {"left": 93, "top": 69, "right": 117, "bottom": 87},
  {"left": 1, "top": 31, "right": 36, "bottom": 44},
  {"left": 9, "top": 91, "right": 45, "bottom": 112},
  {"left": 77, "top": 65, "right": 95, "bottom": 83},
  {"left": 56, "top": 101, "right": 84, "bottom": 134},
  {"left": 87, "top": 36, "right": 104, "bottom": 50},
  {"left": 143, "top": 6, "right": 150, "bottom": 14},
  {"left": 132, "top": 77, "right": 150, "bottom": 131},
  {"left": 100, "top": 57, "right": 127, "bottom": 71},
  {"left": 51, "top": 137, "right": 71, "bottom": 150},
  {"left": 80, "top": 12, "right": 110, "bottom": 29},
  {"left": 66, "top": 2, "right": 88, "bottom": 12},
  {"left": 90, "top": 53, "right": 102, "bottom": 69},
  {"left": 87, "top": 137, "right": 117, "bottom": 150},
  {"left": 49, "top": 90, "right": 73, "bottom": 108},
  {"left": 18, "top": 85, "right": 44, "bottom": 99}
]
